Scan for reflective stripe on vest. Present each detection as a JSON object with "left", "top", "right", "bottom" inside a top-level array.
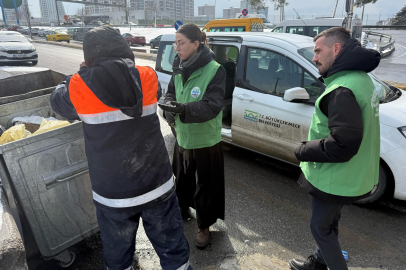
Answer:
[
  {"left": 69, "top": 66, "right": 158, "bottom": 124},
  {"left": 92, "top": 176, "right": 174, "bottom": 208}
]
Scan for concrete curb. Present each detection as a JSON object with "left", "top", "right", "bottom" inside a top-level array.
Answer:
[
  {"left": 0, "top": 188, "right": 28, "bottom": 270},
  {"left": 32, "top": 40, "right": 157, "bottom": 61}
]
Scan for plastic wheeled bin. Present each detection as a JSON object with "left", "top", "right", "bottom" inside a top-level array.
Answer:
[{"left": 0, "top": 68, "right": 99, "bottom": 268}]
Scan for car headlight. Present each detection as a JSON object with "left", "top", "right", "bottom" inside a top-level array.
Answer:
[
  {"left": 0, "top": 47, "right": 7, "bottom": 52},
  {"left": 399, "top": 126, "right": 406, "bottom": 138},
  {"left": 31, "top": 47, "right": 36, "bottom": 52}
]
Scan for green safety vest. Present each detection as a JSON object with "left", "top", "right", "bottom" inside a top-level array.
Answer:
[
  {"left": 174, "top": 60, "right": 223, "bottom": 149},
  {"left": 300, "top": 70, "right": 380, "bottom": 197}
]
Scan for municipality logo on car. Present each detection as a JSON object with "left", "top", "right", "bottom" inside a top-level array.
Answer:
[
  {"left": 191, "top": 87, "right": 201, "bottom": 98},
  {"left": 244, "top": 110, "right": 258, "bottom": 122}
]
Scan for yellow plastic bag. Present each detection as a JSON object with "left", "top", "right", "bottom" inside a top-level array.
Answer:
[
  {"left": 0, "top": 124, "right": 31, "bottom": 145},
  {"left": 31, "top": 119, "right": 70, "bottom": 136}
]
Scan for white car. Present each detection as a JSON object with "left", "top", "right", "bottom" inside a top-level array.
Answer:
[
  {"left": 0, "top": 32, "right": 38, "bottom": 65},
  {"left": 156, "top": 32, "right": 406, "bottom": 204},
  {"left": 31, "top": 28, "right": 39, "bottom": 35},
  {"left": 38, "top": 28, "right": 49, "bottom": 37}
]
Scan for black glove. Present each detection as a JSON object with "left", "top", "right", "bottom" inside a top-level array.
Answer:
[
  {"left": 165, "top": 111, "right": 175, "bottom": 124},
  {"left": 158, "top": 101, "right": 185, "bottom": 114}
]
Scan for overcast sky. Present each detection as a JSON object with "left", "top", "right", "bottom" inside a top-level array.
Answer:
[{"left": 1, "top": 0, "right": 405, "bottom": 22}]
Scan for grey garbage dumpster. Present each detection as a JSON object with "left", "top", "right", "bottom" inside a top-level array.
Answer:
[{"left": 0, "top": 68, "right": 99, "bottom": 268}]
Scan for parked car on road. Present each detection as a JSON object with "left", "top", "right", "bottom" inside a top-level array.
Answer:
[
  {"left": 72, "top": 27, "right": 93, "bottom": 41},
  {"left": 122, "top": 33, "right": 145, "bottom": 46},
  {"left": 46, "top": 30, "right": 70, "bottom": 43},
  {"left": 149, "top": 35, "right": 161, "bottom": 49},
  {"left": 0, "top": 32, "right": 37, "bottom": 65},
  {"left": 31, "top": 28, "right": 39, "bottom": 35},
  {"left": 38, "top": 28, "right": 50, "bottom": 37},
  {"left": 122, "top": 22, "right": 137, "bottom": 27},
  {"left": 7, "top": 26, "right": 19, "bottom": 31},
  {"left": 156, "top": 32, "right": 406, "bottom": 204}
]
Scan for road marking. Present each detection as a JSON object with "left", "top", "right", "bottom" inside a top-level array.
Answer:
[{"left": 381, "top": 44, "right": 406, "bottom": 61}]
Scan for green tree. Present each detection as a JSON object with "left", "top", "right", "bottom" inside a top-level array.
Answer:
[{"left": 392, "top": 5, "right": 406, "bottom": 25}]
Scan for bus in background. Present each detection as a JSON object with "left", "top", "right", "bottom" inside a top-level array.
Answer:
[
  {"left": 235, "top": 13, "right": 273, "bottom": 29},
  {"left": 271, "top": 17, "right": 362, "bottom": 39},
  {"left": 202, "top": 18, "right": 264, "bottom": 32}
]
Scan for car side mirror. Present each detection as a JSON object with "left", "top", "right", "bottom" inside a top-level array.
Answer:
[{"left": 283, "top": 87, "right": 309, "bottom": 103}]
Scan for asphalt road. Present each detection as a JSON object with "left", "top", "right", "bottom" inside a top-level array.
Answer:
[
  {"left": 5, "top": 43, "right": 406, "bottom": 270},
  {"left": 371, "top": 30, "right": 406, "bottom": 84}
]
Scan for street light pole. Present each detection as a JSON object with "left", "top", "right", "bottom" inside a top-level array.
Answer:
[
  {"left": 25, "top": 3, "right": 32, "bottom": 39},
  {"left": 55, "top": 0, "right": 61, "bottom": 26}
]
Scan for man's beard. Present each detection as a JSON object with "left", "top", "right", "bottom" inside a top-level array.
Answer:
[{"left": 316, "top": 56, "right": 334, "bottom": 76}]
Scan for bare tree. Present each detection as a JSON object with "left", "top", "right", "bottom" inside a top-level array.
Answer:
[
  {"left": 144, "top": 0, "right": 159, "bottom": 22},
  {"left": 354, "top": 0, "right": 378, "bottom": 24},
  {"left": 15, "top": 5, "right": 30, "bottom": 24},
  {"left": 354, "top": 0, "right": 378, "bottom": 7},
  {"left": 273, "top": 0, "right": 289, "bottom": 22},
  {"left": 249, "top": 0, "right": 288, "bottom": 21},
  {"left": 76, "top": 7, "right": 88, "bottom": 25}
]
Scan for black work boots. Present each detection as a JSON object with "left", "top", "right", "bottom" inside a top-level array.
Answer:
[{"left": 290, "top": 255, "right": 327, "bottom": 270}]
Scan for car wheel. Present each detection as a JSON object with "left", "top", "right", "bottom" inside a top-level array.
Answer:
[
  {"left": 32, "top": 61, "right": 38, "bottom": 66},
  {"left": 128, "top": 41, "right": 132, "bottom": 46},
  {"left": 67, "top": 40, "right": 70, "bottom": 43},
  {"left": 150, "top": 42, "right": 155, "bottom": 49},
  {"left": 355, "top": 163, "right": 390, "bottom": 204}
]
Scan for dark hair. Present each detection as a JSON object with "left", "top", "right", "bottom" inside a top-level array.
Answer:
[
  {"left": 83, "top": 26, "right": 134, "bottom": 67},
  {"left": 314, "top": 27, "right": 351, "bottom": 47},
  {"left": 176, "top": 23, "right": 207, "bottom": 48}
]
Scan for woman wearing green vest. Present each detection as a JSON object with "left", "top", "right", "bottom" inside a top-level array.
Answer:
[{"left": 158, "top": 23, "right": 226, "bottom": 249}]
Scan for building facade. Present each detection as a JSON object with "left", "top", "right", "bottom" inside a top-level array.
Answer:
[
  {"left": 83, "top": 0, "right": 193, "bottom": 24},
  {"left": 39, "top": 0, "right": 66, "bottom": 23},
  {"left": 223, "top": 7, "right": 240, "bottom": 19},
  {"left": 198, "top": 4, "right": 214, "bottom": 21}
]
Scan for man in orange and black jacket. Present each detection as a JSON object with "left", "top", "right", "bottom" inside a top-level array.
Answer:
[{"left": 50, "top": 26, "right": 192, "bottom": 270}]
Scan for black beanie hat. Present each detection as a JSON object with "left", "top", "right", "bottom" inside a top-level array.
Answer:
[{"left": 83, "top": 26, "right": 135, "bottom": 67}]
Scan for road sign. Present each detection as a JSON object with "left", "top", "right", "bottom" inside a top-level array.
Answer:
[
  {"left": 174, "top": 20, "right": 183, "bottom": 30},
  {"left": 1, "top": 0, "right": 22, "bottom": 9},
  {"left": 31, "top": 16, "right": 34, "bottom": 20},
  {"left": 242, "top": 9, "right": 248, "bottom": 16}
]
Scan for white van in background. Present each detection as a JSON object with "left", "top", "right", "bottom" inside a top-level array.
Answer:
[
  {"left": 271, "top": 17, "right": 362, "bottom": 39},
  {"left": 236, "top": 13, "right": 273, "bottom": 29}
]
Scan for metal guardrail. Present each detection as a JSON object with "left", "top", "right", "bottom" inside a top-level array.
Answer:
[
  {"left": 363, "top": 25, "right": 406, "bottom": 30},
  {"left": 364, "top": 31, "right": 396, "bottom": 53}
]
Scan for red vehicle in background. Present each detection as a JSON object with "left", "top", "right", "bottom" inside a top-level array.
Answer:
[
  {"left": 7, "top": 26, "right": 19, "bottom": 31},
  {"left": 122, "top": 33, "right": 146, "bottom": 46}
]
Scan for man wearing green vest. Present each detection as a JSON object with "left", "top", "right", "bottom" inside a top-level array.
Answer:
[
  {"left": 289, "top": 27, "right": 381, "bottom": 270},
  {"left": 159, "top": 24, "right": 226, "bottom": 249}
]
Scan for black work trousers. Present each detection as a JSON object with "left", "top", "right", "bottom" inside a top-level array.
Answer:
[
  {"left": 310, "top": 196, "right": 348, "bottom": 270},
  {"left": 172, "top": 142, "right": 225, "bottom": 229}
]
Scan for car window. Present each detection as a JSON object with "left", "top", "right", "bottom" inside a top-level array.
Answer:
[
  {"left": 209, "top": 26, "right": 245, "bottom": 32},
  {"left": 210, "top": 44, "right": 239, "bottom": 64},
  {"left": 158, "top": 42, "right": 177, "bottom": 74},
  {"left": 308, "top": 26, "right": 332, "bottom": 37},
  {"left": 157, "top": 35, "right": 162, "bottom": 40},
  {"left": 286, "top": 26, "right": 306, "bottom": 35},
  {"left": 272, "top": 27, "right": 283, "bottom": 33},
  {"left": 245, "top": 48, "right": 303, "bottom": 97},
  {"left": 304, "top": 72, "right": 323, "bottom": 101}
]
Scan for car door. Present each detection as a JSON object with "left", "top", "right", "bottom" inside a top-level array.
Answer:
[
  {"left": 48, "top": 31, "right": 56, "bottom": 40},
  {"left": 231, "top": 43, "right": 324, "bottom": 164},
  {"left": 155, "top": 35, "right": 162, "bottom": 46}
]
